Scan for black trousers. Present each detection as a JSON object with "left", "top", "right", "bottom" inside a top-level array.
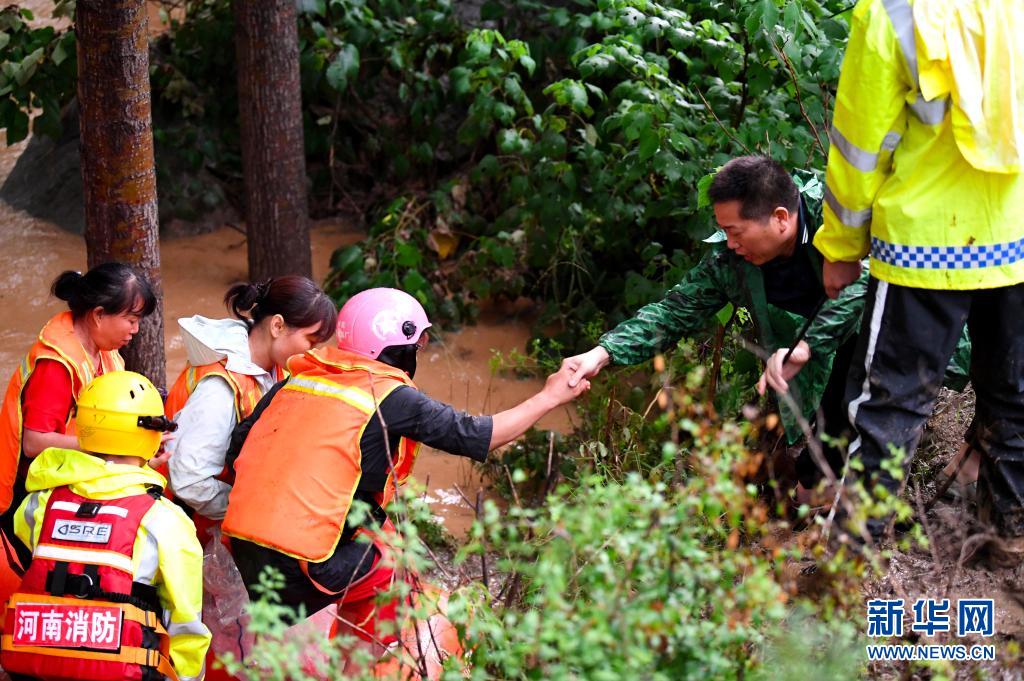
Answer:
[
  {"left": 232, "top": 534, "right": 380, "bottom": 620},
  {"left": 845, "top": 278, "right": 1024, "bottom": 537}
]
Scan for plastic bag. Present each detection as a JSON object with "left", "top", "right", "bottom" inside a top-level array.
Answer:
[{"left": 202, "top": 528, "right": 254, "bottom": 670}]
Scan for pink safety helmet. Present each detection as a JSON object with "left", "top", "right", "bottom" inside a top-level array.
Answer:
[{"left": 336, "top": 287, "right": 432, "bottom": 359}]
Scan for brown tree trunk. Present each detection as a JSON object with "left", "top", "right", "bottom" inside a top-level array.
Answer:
[
  {"left": 77, "top": 0, "right": 167, "bottom": 389},
  {"left": 234, "top": 0, "right": 312, "bottom": 281}
]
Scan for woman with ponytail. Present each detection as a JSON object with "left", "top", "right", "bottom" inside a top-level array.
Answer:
[
  {"left": 0, "top": 263, "right": 157, "bottom": 581},
  {"left": 164, "top": 276, "right": 336, "bottom": 543}
]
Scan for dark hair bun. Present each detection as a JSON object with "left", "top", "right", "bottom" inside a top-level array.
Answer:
[
  {"left": 51, "top": 270, "right": 85, "bottom": 303},
  {"left": 224, "top": 282, "right": 262, "bottom": 320},
  {"left": 49, "top": 263, "right": 157, "bottom": 320},
  {"left": 223, "top": 276, "right": 337, "bottom": 344}
]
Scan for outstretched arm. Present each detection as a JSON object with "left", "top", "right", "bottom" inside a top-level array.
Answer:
[
  {"left": 489, "top": 364, "right": 590, "bottom": 449},
  {"left": 563, "top": 248, "right": 733, "bottom": 387}
]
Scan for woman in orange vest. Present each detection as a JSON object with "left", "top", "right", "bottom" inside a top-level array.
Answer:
[
  {"left": 223, "top": 288, "right": 590, "bottom": 632},
  {"left": 164, "top": 276, "right": 336, "bottom": 543},
  {"left": 0, "top": 263, "right": 156, "bottom": 594}
]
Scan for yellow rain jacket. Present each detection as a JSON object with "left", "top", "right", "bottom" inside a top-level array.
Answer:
[
  {"left": 14, "top": 448, "right": 210, "bottom": 681},
  {"left": 814, "top": 0, "right": 1024, "bottom": 290}
]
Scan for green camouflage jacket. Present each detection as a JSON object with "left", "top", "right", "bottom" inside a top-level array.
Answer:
[{"left": 599, "top": 174, "right": 971, "bottom": 443}]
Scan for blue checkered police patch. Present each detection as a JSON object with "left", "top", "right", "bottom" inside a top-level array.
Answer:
[{"left": 871, "top": 236, "right": 1024, "bottom": 269}]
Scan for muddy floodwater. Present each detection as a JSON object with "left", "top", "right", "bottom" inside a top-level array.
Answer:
[{"left": 0, "top": 20, "right": 570, "bottom": 534}]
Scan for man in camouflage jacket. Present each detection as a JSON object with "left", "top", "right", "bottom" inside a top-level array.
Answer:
[{"left": 564, "top": 156, "right": 970, "bottom": 487}]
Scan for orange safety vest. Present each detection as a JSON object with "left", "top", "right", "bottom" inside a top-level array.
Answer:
[
  {"left": 165, "top": 361, "right": 280, "bottom": 425},
  {"left": 222, "top": 347, "right": 422, "bottom": 562},
  {"left": 1, "top": 486, "right": 177, "bottom": 681},
  {"left": 0, "top": 312, "right": 124, "bottom": 514}
]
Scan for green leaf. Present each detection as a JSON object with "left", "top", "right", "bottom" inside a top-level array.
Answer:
[
  {"left": 450, "top": 67, "right": 471, "bottom": 97},
  {"left": 14, "top": 47, "right": 43, "bottom": 86},
  {"left": 696, "top": 171, "right": 719, "bottom": 210},
  {"left": 759, "top": 0, "right": 779, "bottom": 30},
  {"left": 395, "top": 240, "right": 422, "bottom": 268},
  {"left": 715, "top": 303, "right": 734, "bottom": 326},
  {"left": 325, "top": 44, "right": 360, "bottom": 92},
  {"left": 582, "top": 123, "right": 598, "bottom": 146},
  {"left": 51, "top": 37, "right": 68, "bottom": 66},
  {"left": 330, "top": 245, "right": 364, "bottom": 275},
  {"left": 401, "top": 270, "right": 430, "bottom": 302},
  {"left": 563, "top": 81, "right": 588, "bottom": 112},
  {"left": 518, "top": 54, "right": 536, "bottom": 76},
  {"left": 493, "top": 102, "right": 516, "bottom": 125},
  {"left": 32, "top": 101, "right": 61, "bottom": 139},
  {"left": 497, "top": 128, "right": 527, "bottom": 154},
  {"left": 638, "top": 128, "right": 659, "bottom": 161},
  {"left": 0, "top": 32, "right": 9, "bottom": 51},
  {"left": 466, "top": 35, "right": 492, "bottom": 61}
]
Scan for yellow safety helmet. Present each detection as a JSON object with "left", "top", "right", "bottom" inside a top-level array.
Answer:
[{"left": 75, "top": 371, "right": 174, "bottom": 459}]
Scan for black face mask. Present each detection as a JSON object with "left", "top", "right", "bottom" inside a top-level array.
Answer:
[{"left": 377, "top": 343, "right": 418, "bottom": 379}]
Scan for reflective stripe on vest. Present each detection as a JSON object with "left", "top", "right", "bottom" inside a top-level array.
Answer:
[
  {"left": 881, "top": 0, "right": 949, "bottom": 125},
  {"left": 828, "top": 127, "right": 902, "bottom": 173},
  {"left": 824, "top": 185, "right": 873, "bottom": 227},
  {"left": 32, "top": 544, "right": 134, "bottom": 573},
  {"left": 283, "top": 375, "right": 378, "bottom": 414}
]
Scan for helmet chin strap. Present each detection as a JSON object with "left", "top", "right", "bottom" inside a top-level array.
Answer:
[{"left": 376, "top": 343, "right": 418, "bottom": 379}]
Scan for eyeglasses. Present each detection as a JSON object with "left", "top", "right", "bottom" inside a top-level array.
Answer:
[{"left": 415, "top": 331, "right": 430, "bottom": 352}]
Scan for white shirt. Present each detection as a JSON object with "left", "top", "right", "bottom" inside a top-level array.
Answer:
[{"left": 167, "top": 317, "right": 275, "bottom": 519}]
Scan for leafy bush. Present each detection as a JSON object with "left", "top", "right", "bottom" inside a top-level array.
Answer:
[
  {"left": 0, "top": 4, "right": 76, "bottom": 144},
  {"left": 318, "top": 0, "right": 851, "bottom": 342}
]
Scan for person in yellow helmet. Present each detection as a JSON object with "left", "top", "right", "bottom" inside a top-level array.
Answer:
[
  {"left": 816, "top": 0, "right": 1024, "bottom": 541},
  {"left": 1, "top": 371, "right": 211, "bottom": 681}
]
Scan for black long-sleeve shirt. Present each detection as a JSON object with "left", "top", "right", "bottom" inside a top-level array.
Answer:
[{"left": 228, "top": 380, "right": 493, "bottom": 496}]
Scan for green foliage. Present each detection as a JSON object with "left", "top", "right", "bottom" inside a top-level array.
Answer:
[
  {"left": 310, "top": 0, "right": 851, "bottom": 341},
  {"left": 0, "top": 6, "right": 76, "bottom": 145},
  {"left": 454, "top": 473, "right": 789, "bottom": 678}
]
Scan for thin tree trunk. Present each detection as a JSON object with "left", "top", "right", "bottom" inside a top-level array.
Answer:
[
  {"left": 234, "top": 0, "right": 312, "bottom": 280},
  {"left": 77, "top": 0, "right": 167, "bottom": 389}
]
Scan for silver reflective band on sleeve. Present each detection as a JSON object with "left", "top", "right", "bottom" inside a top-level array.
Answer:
[
  {"left": 167, "top": 618, "right": 211, "bottom": 638},
  {"left": 22, "top": 492, "right": 41, "bottom": 545},
  {"left": 829, "top": 126, "right": 903, "bottom": 172},
  {"left": 909, "top": 95, "right": 949, "bottom": 125},
  {"left": 825, "top": 185, "right": 873, "bottom": 227},
  {"left": 829, "top": 127, "right": 878, "bottom": 171},
  {"left": 882, "top": 0, "right": 917, "bottom": 78},
  {"left": 882, "top": 0, "right": 948, "bottom": 125}
]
